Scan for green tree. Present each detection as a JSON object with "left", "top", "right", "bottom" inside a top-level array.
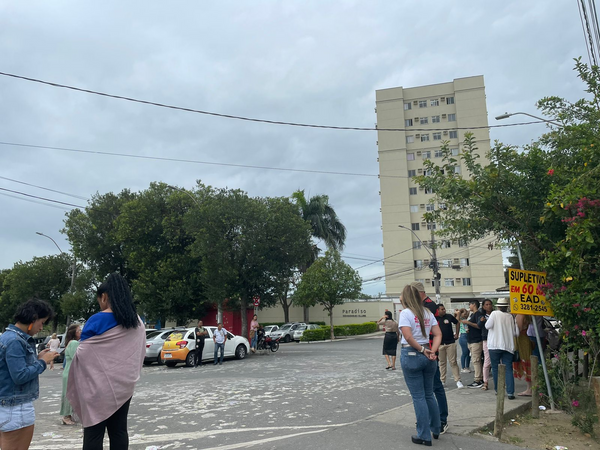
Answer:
[
  {"left": 294, "top": 250, "right": 362, "bottom": 340},
  {"left": 0, "top": 255, "right": 72, "bottom": 331},
  {"left": 292, "top": 190, "right": 347, "bottom": 321}
]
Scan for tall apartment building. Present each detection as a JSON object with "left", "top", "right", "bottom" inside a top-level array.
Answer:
[{"left": 375, "top": 76, "right": 504, "bottom": 300}]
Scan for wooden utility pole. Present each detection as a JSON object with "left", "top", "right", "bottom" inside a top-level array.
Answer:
[
  {"left": 494, "top": 363, "right": 506, "bottom": 438},
  {"left": 531, "top": 355, "right": 539, "bottom": 418}
]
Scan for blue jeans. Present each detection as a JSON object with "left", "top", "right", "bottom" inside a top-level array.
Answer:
[
  {"left": 214, "top": 343, "right": 225, "bottom": 364},
  {"left": 459, "top": 333, "right": 470, "bottom": 369},
  {"left": 401, "top": 347, "right": 441, "bottom": 441},
  {"left": 489, "top": 349, "right": 515, "bottom": 396},
  {"left": 433, "top": 363, "right": 448, "bottom": 424},
  {"left": 251, "top": 333, "right": 258, "bottom": 349}
]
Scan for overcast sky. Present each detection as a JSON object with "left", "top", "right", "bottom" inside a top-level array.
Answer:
[{"left": 0, "top": 1, "right": 589, "bottom": 295}]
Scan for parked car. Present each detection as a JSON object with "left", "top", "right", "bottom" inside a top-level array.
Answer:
[
  {"left": 263, "top": 325, "right": 279, "bottom": 337},
  {"left": 270, "top": 322, "right": 305, "bottom": 343},
  {"left": 292, "top": 324, "right": 320, "bottom": 342},
  {"left": 160, "top": 326, "right": 249, "bottom": 367},
  {"left": 144, "top": 328, "right": 181, "bottom": 365}
]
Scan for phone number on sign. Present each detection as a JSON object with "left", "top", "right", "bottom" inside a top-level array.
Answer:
[{"left": 516, "top": 304, "right": 548, "bottom": 313}]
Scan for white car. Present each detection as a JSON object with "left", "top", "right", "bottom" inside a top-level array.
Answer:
[
  {"left": 270, "top": 322, "right": 305, "bottom": 343},
  {"left": 160, "top": 326, "right": 250, "bottom": 367},
  {"left": 263, "top": 325, "right": 279, "bottom": 337},
  {"left": 292, "top": 324, "right": 320, "bottom": 342}
]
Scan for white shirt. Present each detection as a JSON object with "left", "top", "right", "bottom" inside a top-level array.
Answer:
[
  {"left": 398, "top": 308, "right": 437, "bottom": 346},
  {"left": 485, "top": 310, "right": 519, "bottom": 352},
  {"left": 214, "top": 328, "right": 227, "bottom": 344}
]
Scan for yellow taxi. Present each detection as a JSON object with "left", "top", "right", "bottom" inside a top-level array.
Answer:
[{"left": 160, "top": 327, "right": 250, "bottom": 367}]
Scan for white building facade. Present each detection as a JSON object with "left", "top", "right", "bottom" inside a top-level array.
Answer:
[{"left": 376, "top": 76, "right": 504, "bottom": 300}]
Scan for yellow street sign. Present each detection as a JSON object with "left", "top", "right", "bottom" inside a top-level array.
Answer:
[{"left": 508, "top": 268, "right": 553, "bottom": 316}]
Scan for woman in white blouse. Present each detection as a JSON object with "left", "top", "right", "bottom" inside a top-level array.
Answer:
[{"left": 399, "top": 284, "right": 442, "bottom": 446}]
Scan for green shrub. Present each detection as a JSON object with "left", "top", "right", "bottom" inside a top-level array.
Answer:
[
  {"left": 301, "top": 322, "right": 377, "bottom": 341},
  {"left": 302, "top": 328, "right": 328, "bottom": 341}
]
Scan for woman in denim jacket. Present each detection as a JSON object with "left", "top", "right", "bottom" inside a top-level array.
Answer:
[{"left": 0, "top": 299, "right": 58, "bottom": 449}]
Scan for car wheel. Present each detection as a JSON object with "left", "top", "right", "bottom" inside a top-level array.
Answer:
[
  {"left": 185, "top": 352, "right": 196, "bottom": 367},
  {"left": 156, "top": 356, "right": 164, "bottom": 366},
  {"left": 235, "top": 345, "right": 247, "bottom": 360},
  {"left": 144, "top": 361, "right": 153, "bottom": 366},
  {"left": 284, "top": 335, "right": 291, "bottom": 343},
  {"left": 165, "top": 361, "right": 177, "bottom": 367}
]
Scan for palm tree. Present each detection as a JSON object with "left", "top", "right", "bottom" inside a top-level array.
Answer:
[{"left": 292, "top": 190, "right": 347, "bottom": 321}]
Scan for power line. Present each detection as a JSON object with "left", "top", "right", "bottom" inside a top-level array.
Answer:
[
  {"left": 0, "top": 71, "right": 547, "bottom": 132},
  {"left": 0, "top": 187, "right": 85, "bottom": 208},
  {"left": 0, "top": 191, "right": 73, "bottom": 211},
  {"left": 0, "top": 175, "right": 89, "bottom": 200},
  {"left": 0, "top": 141, "right": 392, "bottom": 179}
]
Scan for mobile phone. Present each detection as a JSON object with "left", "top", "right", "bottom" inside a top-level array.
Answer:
[{"left": 55, "top": 348, "right": 65, "bottom": 354}]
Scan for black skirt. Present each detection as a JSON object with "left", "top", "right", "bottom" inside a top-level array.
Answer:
[{"left": 383, "top": 331, "right": 398, "bottom": 356}]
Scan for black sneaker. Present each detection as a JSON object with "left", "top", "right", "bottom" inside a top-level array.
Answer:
[
  {"left": 467, "top": 381, "right": 483, "bottom": 389},
  {"left": 440, "top": 422, "right": 449, "bottom": 434}
]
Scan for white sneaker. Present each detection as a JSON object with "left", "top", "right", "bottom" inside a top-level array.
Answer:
[
  {"left": 456, "top": 381, "right": 464, "bottom": 389},
  {"left": 460, "top": 368, "right": 471, "bottom": 373}
]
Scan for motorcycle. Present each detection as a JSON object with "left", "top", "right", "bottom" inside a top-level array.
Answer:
[{"left": 256, "top": 330, "right": 280, "bottom": 352}]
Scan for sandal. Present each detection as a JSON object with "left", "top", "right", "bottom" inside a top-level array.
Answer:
[
  {"left": 62, "top": 417, "right": 76, "bottom": 425},
  {"left": 385, "top": 366, "right": 391, "bottom": 370},
  {"left": 391, "top": 367, "right": 396, "bottom": 370},
  {"left": 481, "top": 382, "right": 488, "bottom": 390}
]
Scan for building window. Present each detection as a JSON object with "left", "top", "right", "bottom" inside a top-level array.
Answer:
[
  {"left": 404, "top": 102, "right": 412, "bottom": 110},
  {"left": 405, "top": 119, "right": 413, "bottom": 127},
  {"left": 433, "top": 132, "right": 442, "bottom": 141},
  {"left": 424, "top": 187, "right": 434, "bottom": 194},
  {"left": 414, "top": 260, "right": 423, "bottom": 269},
  {"left": 439, "top": 203, "right": 447, "bottom": 210},
  {"left": 460, "top": 258, "right": 470, "bottom": 267},
  {"left": 424, "top": 168, "right": 433, "bottom": 176},
  {"left": 458, "top": 239, "right": 468, "bottom": 248},
  {"left": 406, "top": 135, "right": 415, "bottom": 144},
  {"left": 432, "top": 115, "right": 440, "bottom": 123},
  {"left": 446, "top": 97, "right": 455, "bottom": 105},
  {"left": 413, "top": 241, "right": 422, "bottom": 249},
  {"left": 407, "top": 152, "right": 415, "bottom": 160},
  {"left": 409, "top": 187, "right": 417, "bottom": 195},
  {"left": 444, "top": 278, "right": 455, "bottom": 287},
  {"left": 462, "top": 278, "right": 472, "bottom": 286},
  {"left": 411, "top": 223, "right": 420, "bottom": 231},
  {"left": 454, "top": 166, "right": 462, "bottom": 174},
  {"left": 440, "top": 240, "right": 451, "bottom": 248},
  {"left": 420, "top": 117, "right": 429, "bottom": 125},
  {"left": 451, "top": 148, "right": 459, "bottom": 156},
  {"left": 408, "top": 169, "right": 416, "bottom": 177},
  {"left": 416, "top": 279, "right": 425, "bottom": 285},
  {"left": 441, "top": 259, "right": 452, "bottom": 268},
  {"left": 410, "top": 205, "right": 419, "bottom": 213},
  {"left": 422, "top": 151, "right": 432, "bottom": 159},
  {"left": 434, "top": 149, "right": 443, "bottom": 158},
  {"left": 449, "top": 130, "right": 458, "bottom": 139},
  {"left": 448, "top": 113, "right": 456, "bottom": 121},
  {"left": 427, "top": 222, "right": 437, "bottom": 230},
  {"left": 426, "top": 204, "right": 435, "bottom": 211},
  {"left": 421, "top": 134, "right": 430, "bottom": 142},
  {"left": 419, "top": 100, "right": 427, "bottom": 108},
  {"left": 430, "top": 99, "right": 439, "bottom": 107}
]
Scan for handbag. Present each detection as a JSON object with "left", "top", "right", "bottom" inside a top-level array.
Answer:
[{"left": 512, "top": 348, "right": 520, "bottom": 363}]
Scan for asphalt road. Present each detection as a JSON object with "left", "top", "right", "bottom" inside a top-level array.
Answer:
[{"left": 30, "top": 335, "right": 524, "bottom": 450}]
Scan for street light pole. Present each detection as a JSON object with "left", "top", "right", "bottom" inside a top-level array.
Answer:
[
  {"left": 35, "top": 232, "right": 76, "bottom": 327},
  {"left": 398, "top": 225, "right": 441, "bottom": 301},
  {"left": 495, "top": 112, "right": 562, "bottom": 127}
]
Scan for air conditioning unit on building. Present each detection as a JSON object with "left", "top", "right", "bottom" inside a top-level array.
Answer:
[
  {"left": 452, "top": 264, "right": 461, "bottom": 270},
  {"left": 424, "top": 259, "right": 430, "bottom": 266},
  {"left": 425, "top": 278, "right": 431, "bottom": 283},
  {"left": 440, "top": 97, "right": 445, "bottom": 101},
  {"left": 414, "top": 117, "right": 419, "bottom": 121},
  {"left": 419, "top": 186, "right": 424, "bottom": 190},
  {"left": 416, "top": 151, "right": 422, "bottom": 155},
  {"left": 415, "top": 134, "right": 421, "bottom": 138},
  {"left": 417, "top": 168, "right": 423, "bottom": 173},
  {"left": 443, "top": 131, "right": 448, "bottom": 135},
  {"left": 442, "top": 114, "right": 447, "bottom": 119},
  {"left": 413, "top": 100, "right": 418, "bottom": 105},
  {"left": 455, "top": 277, "right": 462, "bottom": 282},
  {"left": 420, "top": 204, "right": 425, "bottom": 208}
]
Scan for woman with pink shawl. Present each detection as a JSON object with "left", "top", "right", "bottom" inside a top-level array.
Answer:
[{"left": 67, "top": 273, "right": 146, "bottom": 450}]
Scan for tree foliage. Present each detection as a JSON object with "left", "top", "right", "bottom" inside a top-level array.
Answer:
[{"left": 294, "top": 250, "right": 362, "bottom": 340}]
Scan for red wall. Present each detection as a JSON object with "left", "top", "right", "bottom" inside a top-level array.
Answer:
[{"left": 200, "top": 307, "right": 255, "bottom": 338}]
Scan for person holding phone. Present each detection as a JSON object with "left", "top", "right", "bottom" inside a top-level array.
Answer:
[{"left": 0, "top": 299, "right": 58, "bottom": 449}]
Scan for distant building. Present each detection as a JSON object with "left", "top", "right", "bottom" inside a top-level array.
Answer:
[{"left": 375, "top": 76, "right": 504, "bottom": 300}]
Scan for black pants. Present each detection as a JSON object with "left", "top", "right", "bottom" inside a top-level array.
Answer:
[
  {"left": 83, "top": 397, "right": 131, "bottom": 450},
  {"left": 195, "top": 339, "right": 205, "bottom": 366}
]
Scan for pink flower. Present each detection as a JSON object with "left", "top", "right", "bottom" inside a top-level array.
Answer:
[
  {"left": 572, "top": 400, "right": 580, "bottom": 407},
  {"left": 561, "top": 286, "right": 567, "bottom": 292},
  {"left": 582, "top": 330, "right": 587, "bottom": 336},
  {"left": 575, "top": 325, "right": 579, "bottom": 330},
  {"left": 547, "top": 169, "right": 554, "bottom": 175},
  {"left": 572, "top": 303, "right": 580, "bottom": 307},
  {"left": 565, "top": 330, "right": 570, "bottom": 336}
]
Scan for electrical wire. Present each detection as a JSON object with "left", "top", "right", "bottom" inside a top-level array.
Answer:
[
  {"left": 0, "top": 71, "right": 547, "bottom": 132},
  {"left": 0, "top": 191, "right": 73, "bottom": 211},
  {"left": 0, "top": 175, "right": 89, "bottom": 200},
  {"left": 0, "top": 187, "right": 85, "bottom": 208}
]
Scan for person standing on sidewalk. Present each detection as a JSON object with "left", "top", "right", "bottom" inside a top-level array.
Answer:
[
  {"left": 480, "top": 300, "right": 494, "bottom": 391},
  {"left": 194, "top": 320, "right": 208, "bottom": 367},
  {"left": 399, "top": 284, "right": 442, "bottom": 446},
  {"left": 410, "top": 281, "right": 449, "bottom": 435},
  {"left": 436, "top": 304, "right": 463, "bottom": 389},
  {"left": 456, "top": 308, "right": 471, "bottom": 373},
  {"left": 461, "top": 300, "right": 485, "bottom": 388},
  {"left": 377, "top": 311, "right": 399, "bottom": 370},
  {"left": 485, "top": 298, "right": 519, "bottom": 400},
  {"left": 213, "top": 323, "right": 227, "bottom": 365},
  {"left": 249, "top": 315, "right": 259, "bottom": 353}
]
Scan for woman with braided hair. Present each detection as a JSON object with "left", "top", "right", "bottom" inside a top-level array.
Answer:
[{"left": 67, "top": 273, "right": 146, "bottom": 450}]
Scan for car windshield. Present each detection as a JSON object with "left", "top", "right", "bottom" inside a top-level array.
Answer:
[
  {"left": 166, "top": 332, "right": 185, "bottom": 341},
  {"left": 146, "top": 331, "right": 163, "bottom": 339},
  {"left": 280, "top": 325, "right": 292, "bottom": 331},
  {"left": 297, "top": 326, "right": 307, "bottom": 331}
]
